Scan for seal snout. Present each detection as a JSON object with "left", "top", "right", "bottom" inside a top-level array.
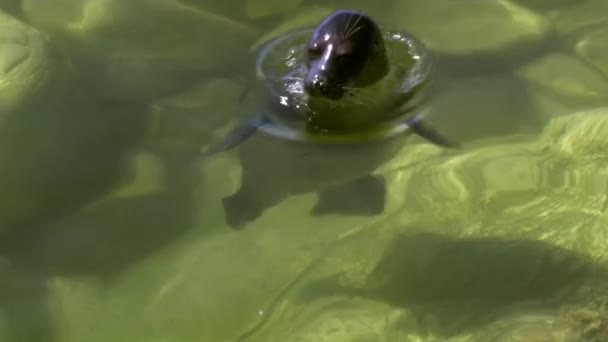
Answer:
[{"left": 304, "top": 72, "right": 344, "bottom": 99}]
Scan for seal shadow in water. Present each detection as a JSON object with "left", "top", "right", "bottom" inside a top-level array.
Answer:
[
  {"left": 298, "top": 231, "right": 604, "bottom": 338},
  {"left": 217, "top": 115, "right": 457, "bottom": 230},
  {"left": 0, "top": 103, "right": 204, "bottom": 341},
  {"left": 222, "top": 171, "right": 388, "bottom": 229}
]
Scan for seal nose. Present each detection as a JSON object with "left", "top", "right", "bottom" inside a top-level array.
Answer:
[{"left": 305, "top": 74, "right": 330, "bottom": 96}]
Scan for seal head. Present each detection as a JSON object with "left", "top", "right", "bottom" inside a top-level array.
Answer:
[{"left": 304, "top": 10, "right": 389, "bottom": 100}]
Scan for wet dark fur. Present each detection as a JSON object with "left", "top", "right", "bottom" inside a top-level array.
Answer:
[{"left": 304, "top": 9, "right": 390, "bottom": 99}]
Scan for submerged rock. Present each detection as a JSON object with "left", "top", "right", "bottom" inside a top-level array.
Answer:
[
  {"left": 21, "top": 101, "right": 608, "bottom": 342},
  {"left": 232, "top": 107, "right": 608, "bottom": 341},
  {"left": 251, "top": 296, "right": 402, "bottom": 342},
  {"left": 0, "top": 0, "right": 21, "bottom": 18},
  {"left": 249, "top": 6, "right": 334, "bottom": 51},
  {"left": 239, "top": 226, "right": 607, "bottom": 341},
  {"left": 511, "top": 0, "right": 581, "bottom": 12},
  {"left": 21, "top": 0, "right": 257, "bottom": 101},
  {"left": 418, "top": 75, "right": 541, "bottom": 143},
  {"left": 543, "top": 0, "right": 608, "bottom": 36},
  {"left": 576, "top": 25, "right": 608, "bottom": 78},
  {"left": 0, "top": 10, "right": 71, "bottom": 117},
  {"left": 147, "top": 77, "right": 246, "bottom": 153},
  {"left": 542, "top": 107, "right": 608, "bottom": 159},
  {"left": 0, "top": 98, "right": 149, "bottom": 239},
  {"left": 0, "top": 10, "right": 78, "bottom": 237},
  {"left": 244, "top": 0, "right": 303, "bottom": 19},
  {"left": 388, "top": 0, "right": 554, "bottom": 74},
  {"left": 476, "top": 312, "right": 575, "bottom": 342},
  {"left": 44, "top": 214, "right": 364, "bottom": 342},
  {"left": 516, "top": 53, "right": 608, "bottom": 108}
]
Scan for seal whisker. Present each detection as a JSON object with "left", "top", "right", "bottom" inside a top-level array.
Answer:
[
  {"left": 341, "top": 12, "right": 355, "bottom": 40},
  {"left": 348, "top": 93, "right": 371, "bottom": 105},
  {"left": 346, "top": 24, "right": 364, "bottom": 40},
  {"left": 344, "top": 14, "right": 364, "bottom": 39}
]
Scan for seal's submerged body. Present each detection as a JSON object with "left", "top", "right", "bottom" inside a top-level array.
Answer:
[
  {"left": 227, "top": 126, "right": 406, "bottom": 227},
  {"left": 209, "top": 9, "right": 458, "bottom": 229}
]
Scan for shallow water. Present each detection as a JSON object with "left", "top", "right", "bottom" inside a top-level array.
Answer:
[{"left": 1, "top": 0, "right": 608, "bottom": 341}]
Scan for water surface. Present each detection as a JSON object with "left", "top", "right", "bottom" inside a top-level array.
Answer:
[{"left": 0, "top": 0, "right": 608, "bottom": 341}]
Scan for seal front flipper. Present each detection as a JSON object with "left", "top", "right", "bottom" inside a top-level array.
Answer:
[
  {"left": 311, "top": 174, "right": 386, "bottom": 217},
  {"left": 202, "top": 114, "right": 270, "bottom": 156},
  {"left": 406, "top": 114, "right": 461, "bottom": 149}
]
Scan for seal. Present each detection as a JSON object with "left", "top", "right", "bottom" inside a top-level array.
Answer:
[{"left": 205, "top": 9, "right": 459, "bottom": 230}]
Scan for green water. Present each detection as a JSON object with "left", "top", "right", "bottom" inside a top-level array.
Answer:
[{"left": 1, "top": 0, "right": 608, "bottom": 341}]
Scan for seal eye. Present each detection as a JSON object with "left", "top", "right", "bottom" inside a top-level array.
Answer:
[
  {"left": 335, "top": 54, "right": 352, "bottom": 65},
  {"left": 307, "top": 47, "right": 323, "bottom": 60}
]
